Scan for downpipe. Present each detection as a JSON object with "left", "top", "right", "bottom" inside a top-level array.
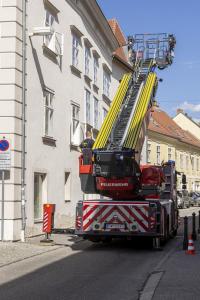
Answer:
[{"left": 21, "top": 0, "right": 27, "bottom": 242}]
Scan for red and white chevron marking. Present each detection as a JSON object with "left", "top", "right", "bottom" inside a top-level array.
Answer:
[
  {"left": 82, "top": 202, "right": 149, "bottom": 232},
  {"left": 76, "top": 216, "right": 82, "bottom": 229},
  {"left": 43, "top": 211, "right": 49, "bottom": 231}
]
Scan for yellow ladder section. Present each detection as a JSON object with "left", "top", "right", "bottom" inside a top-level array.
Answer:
[
  {"left": 123, "top": 72, "right": 157, "bottom": 149},
  {"left": 93, "top": 73, "right": 132, "bottom": 149}
]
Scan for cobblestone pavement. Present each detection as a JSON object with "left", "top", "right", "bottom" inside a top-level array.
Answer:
[{"left": 0, "top": 234, "right": 80, "bottom": 267}]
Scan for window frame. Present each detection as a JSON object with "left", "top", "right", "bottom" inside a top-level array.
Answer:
[
  {"left": 71, "top": 102, "right": 80, "bottom": 135},
  {"left": 85, "top": 89, "right": 91, "bottom": 125},
  {"left": 147, "top": 142, "right": 151, "bottom": 163},
  {"left": 93, "top": 97, "right": 99, "bottom": 129},
  {"left": 34, "top": 173, "right": 47, "bottom": 222},
  {"left": 93, "top": 56, "right": 98, "bottom": 85},
  {"left": 72, "top": 34, "right": 80, "bottom": 68},
  {"left": 84, "top": 46, "right": 90, "bottom": 77},
  {"left": 44, "top": 9, "right": 55, "bottom": 48},
  {"left": 44, "top": 89, "right": 54, "bottom": 138},
  {"left": 180, "top": 153, "right": 184, "bottom": 169},
  {"left": 168, "top": 147, "right": 172, "bottom": 161},
  {"left": 64, "top": 172, "right": 71, "bottom": 202},
  {"left": 191, "top": 156, "right": 195, "bottom": 171},
  {"left": 103, "top": 70, "right": 111, "bottom": 98},
  {"left": 102, "top": 107, "right": 108, "bottom": 123},
  {"left": 156, "top": 145, "right": 161, "bottom": 165},
  {"left": 186, "top": 155, "right": 189, "bottom": 170}
]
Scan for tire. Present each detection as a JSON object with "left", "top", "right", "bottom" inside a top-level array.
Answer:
[{"left": 89, "top": 237, "right": 101, "bottom": 243}]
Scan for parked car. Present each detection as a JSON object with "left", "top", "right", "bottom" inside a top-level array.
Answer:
[
  {"left": 190, "top": 192, "right": 200, "bottom": 206},
  {"left": 182, "top": 190, "right": 191, "bottom": 208},
  {"left": 177, "top": 191, "right": 184, "bottom": 209},
  {"left": 177, "top": 190, "right": 191, "bottom": 209}
]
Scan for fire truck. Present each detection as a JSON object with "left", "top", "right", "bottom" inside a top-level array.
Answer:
[{"left": 75, "top": 33, "right": 178, "bottom": 248}]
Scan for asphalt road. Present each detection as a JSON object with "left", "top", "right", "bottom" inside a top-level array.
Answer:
[{"left": 0, "top": 206, "right": 199, "bottom": 300}]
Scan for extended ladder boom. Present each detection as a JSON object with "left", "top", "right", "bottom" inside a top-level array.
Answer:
[{"left": 93, "top": 33, "right": 176, "bottom": 160}]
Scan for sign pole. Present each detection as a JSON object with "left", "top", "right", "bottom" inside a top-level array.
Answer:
[{"left": 1, "top": 170, "right": 4, "bottom": 241}]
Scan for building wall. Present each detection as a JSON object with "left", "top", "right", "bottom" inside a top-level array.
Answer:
[
  {"left": 147, "top": 131, "right": 200, "bottom": 192},
  {"left": 24, "top": 0, "right": 127, "bottom": 238},
  {"left": 173, "top": 113, "right": 200, "bottom": 140},
  {"left": 0, "top": 0, "right": 130, "bottom": 240},
  {"left": 0, "top": 0, "right": 23, "bottom": 240}
]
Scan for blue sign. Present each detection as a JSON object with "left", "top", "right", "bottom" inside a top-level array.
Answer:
[{"left": 0, "top": 140, "right": 9, "bottom": 152}]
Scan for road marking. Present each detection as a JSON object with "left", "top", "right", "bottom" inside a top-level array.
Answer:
[
  {"left": 139, "top": 271, "right": 164, "bottom": 300},
  {"left": 139, "top": 237, "right": 182, "bottom": 300},
  {"left": 154, "top": 247, "right": 175, "bottom": 271}
]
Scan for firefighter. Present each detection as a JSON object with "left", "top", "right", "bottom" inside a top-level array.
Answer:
[
  {"left": 79, "top": 131, "right": 94, "bottom": 150},
  {"left": 79, "top": 131, "right": 94, "bottom": 164}
]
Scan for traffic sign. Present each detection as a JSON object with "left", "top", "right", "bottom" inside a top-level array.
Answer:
[{"left": 0, "top": 138, "right": 11, "bottom": 170}]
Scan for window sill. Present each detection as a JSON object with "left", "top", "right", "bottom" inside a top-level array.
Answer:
[
  {"left": 70, "top": 143, "right": 79, "bottom": 151},
  {"left": 43, "top": 44, "right": 58, "bottom": 59},
  {"left": 102, "top": 93, "right": 111, "bottom": 105},
  {"left": 70, "top": 65, "right": 82, "bottom": 77},
  {"left": 34, "top": 219, "right": 43, "bottom": 224},
  {"left": 93, "top": 83, "right": 99, "bottom": 93},
  {"left": 42, "top": 136, "right": 56, "bottom": 147},
  {"left": 84, "top": 74, "right": 92, "bottom": 84}
]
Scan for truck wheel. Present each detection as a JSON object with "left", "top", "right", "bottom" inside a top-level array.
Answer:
[
  {"left": 89, "top": 237, "right": 101, "bottom": 243},
  {"left": 102, "top": 237, "right": 112, "bottom": 244}
]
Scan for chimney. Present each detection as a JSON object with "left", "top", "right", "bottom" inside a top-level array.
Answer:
[{"left": 177, "top": 108, "right": 184, "bottom": 115}]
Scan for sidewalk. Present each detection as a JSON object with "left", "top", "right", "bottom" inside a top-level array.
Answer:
[
  {"left": 153, "top": 220, "right": 200, "bottom": 299},
  {"left": 0, "top": 233, "right": 81, "bottom": 267}
]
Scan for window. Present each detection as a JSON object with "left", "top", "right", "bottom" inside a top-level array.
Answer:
[
  {"left": 168, "top": 147, "right": 172, "bottom": 161},
  {"left": 186, "top": 156, "right": 189, "bottom": 169},
  {"left": 180, "top": 153, "right": 184, "bottom": 169},
  {"left": 34, "top": 173, "right": 46, "bottom": 221},
  {"left": 103, "top": 71, "right": 111, "bottom": 98},
  {"left": 197, "top": 158, "right": 199, "bottom": 171},
  {"left": 64, "top": 172, "right": 71, "bottom": 202},
  {"left": 84, "top": 46, "right": 90, "bottom": 76},
  {"left": 93, "top": 56, "right": 98, "bottom": 85},
  {"left": 44, "top": 10, "right": 55, "bottom": 47},
  {"left": 72, "top": 34, "right": 80, "bottom": 68},
  {"left": 44, "top": 90, "right": 54, "bottom": 137},
  {"left": 94, "top": 97, "right": 99, "bottom": 129},
  {"left": 191, "top": 156, "right": 195, "bottom": 170},
  {"left": 147, "top": 142, "right": 151, "bottom": 163},
  {"left": 156, "top": 145, "right": 160, "bottom": 165},
  {"left": 43, "top": 9, "right": 63, "bottom": 56},
  {"left": 85, "top": 89, "right": 91, "bottom": 124},
  {"left": 71, "top": 103, "right": 80, "bottom": 135},
  {"left": 102, "top": 107, "right": 108, "bottom": 122}
]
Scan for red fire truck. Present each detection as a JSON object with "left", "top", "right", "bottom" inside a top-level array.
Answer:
[{"left": 75, "top": 33, "right": 178, "bottom": 248}]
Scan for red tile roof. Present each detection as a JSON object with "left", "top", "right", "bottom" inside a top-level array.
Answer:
[
  {"left": 108, "top": 19, "right": 129, "bottom": 64},
  {"left": 148, "top": 106, "right": 200, "bottom": 149}
]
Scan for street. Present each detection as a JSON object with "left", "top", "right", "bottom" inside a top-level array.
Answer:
[{"left": 0, "top": 206, "right": 199, "bottom": 300}]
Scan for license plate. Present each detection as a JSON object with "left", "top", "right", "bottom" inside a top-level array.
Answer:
[{"left": 106, "top": 223, "right": 125, "bottom": 229}]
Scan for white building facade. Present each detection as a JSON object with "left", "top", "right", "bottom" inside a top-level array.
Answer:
[{"left": 0, "top": 0, "right": 130, "bottom": 240}]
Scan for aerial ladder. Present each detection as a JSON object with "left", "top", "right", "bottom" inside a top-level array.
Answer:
[{"left": 76, "top": 33, "right": 178, "bottom": 247}]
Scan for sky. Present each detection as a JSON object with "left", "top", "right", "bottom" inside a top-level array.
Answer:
[{"left": 97, "top": 0, "right": 200, "bottom": 121}]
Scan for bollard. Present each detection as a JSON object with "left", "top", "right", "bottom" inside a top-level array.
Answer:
[
  {"left": 40, "top": 204, "right": 55, "bottom": 244},
  {"left": 183, "top": 216, "right": 188, "bottom": 250},
  {"left": 198, "top": 211, "right": 200, "bottom": 234},
  {"left": 192, "top": 212, "right": 197, "bottom": 241}
]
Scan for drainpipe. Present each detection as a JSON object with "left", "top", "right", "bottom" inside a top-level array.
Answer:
[{"left": 21, "top": 0, "right": 27, "bottom": 242}]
